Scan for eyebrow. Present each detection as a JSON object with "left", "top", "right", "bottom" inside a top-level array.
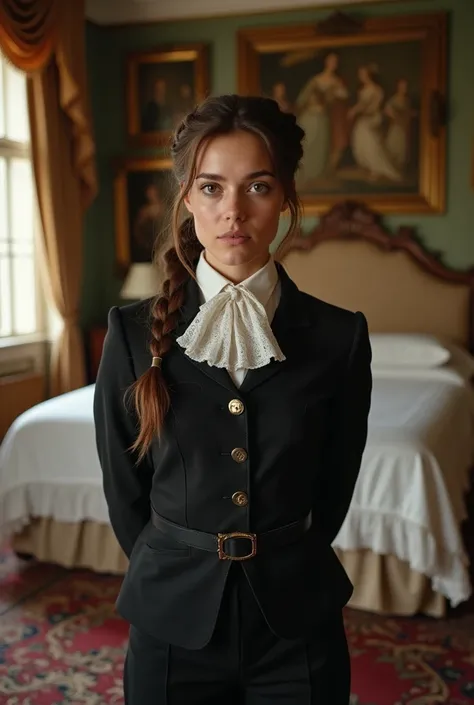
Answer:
[{"left": 195, "top": 170, "right": 276, "bottom": 181}]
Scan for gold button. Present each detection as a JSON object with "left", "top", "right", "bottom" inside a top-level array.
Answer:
[
  {"left": 231, "top": 447, "right": 248, "bottom": 463},
  {"left": 228, "top": 399, "right": 245, "bottom": 415},
  {"left": 232, "top": 491, "right": 248, "bottom": 507}
]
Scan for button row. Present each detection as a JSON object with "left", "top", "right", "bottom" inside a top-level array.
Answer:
[{"left": 228, "top": 399, "right": 247, "bottom": 506}]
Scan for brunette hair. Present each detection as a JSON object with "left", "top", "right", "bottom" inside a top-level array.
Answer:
[{"left": 129, "top": 94, "right": 305, "bottom": 461}]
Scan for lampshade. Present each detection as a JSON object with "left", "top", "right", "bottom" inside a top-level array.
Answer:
[{"left": 120, "top": 263, "right": 160, "bottom": 300}]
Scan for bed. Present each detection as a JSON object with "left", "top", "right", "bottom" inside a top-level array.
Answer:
[{"left": 1, "top": 201, "right": 473, "bottom": 617}]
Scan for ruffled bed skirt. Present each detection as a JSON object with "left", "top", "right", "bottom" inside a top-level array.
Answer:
[{"left": 335, "top": 508, "right": 470, "bottom": 607}]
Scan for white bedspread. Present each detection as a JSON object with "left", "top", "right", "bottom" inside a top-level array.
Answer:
[
  {"left": 0, "top": 385, "right": 106, "bottom": 535},
  {"left": 335, "top": 366, "right": 474, "bottom": 606},
  {"left": 0, "top": 368, "right": 473, "bottom": 606}
]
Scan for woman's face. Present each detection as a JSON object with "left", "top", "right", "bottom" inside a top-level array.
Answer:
[
  {"left": 145, "top": 184, "right": 161, "bottom": 203},
  {"left": 184, "top": 130, "right": 287, "bottom": 281},
  {"left": 273, "top": 82, "right": 286, "bottom": 100},
  {"left": 358, "top": 67, "right": 369, "bottom": 84},
  {"left": 398, "top": 79, "right": 408, "bottom": 95},
  {"left": 325, "top": 53, "right": 339, "bottom": 72}
]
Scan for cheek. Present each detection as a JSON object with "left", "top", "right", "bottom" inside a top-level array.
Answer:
[
  {"left": 192, "top": 200, "right": 219, "bottom": 226},
  {"left": 257, "top": 200, "right": 283, "bottom": 229},
  {"left": 190, "top": 201, "right": 220, "bottom": 246}
]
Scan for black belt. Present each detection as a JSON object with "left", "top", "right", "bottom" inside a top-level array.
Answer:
[{"left": 151, "top": 508, "right": 312, "bottom": 561}]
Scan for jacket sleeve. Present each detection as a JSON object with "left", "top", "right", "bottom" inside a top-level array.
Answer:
[
  {"left": 93, "top": 306, "right": 154, "bottom": 558},
  {"left": 316, "top": 311, "right": 372, "bottom": 545}
]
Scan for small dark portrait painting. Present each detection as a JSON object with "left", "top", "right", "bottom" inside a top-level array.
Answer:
[
  {"left": 114, "top": 158, "right": 176, "bottom": 273},
  {"left": 127, "top": 44, "right": 209, "bottom": 146}
]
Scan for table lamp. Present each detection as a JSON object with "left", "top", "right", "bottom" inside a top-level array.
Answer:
[{"left": 120, "top": 263, "right": 161, "bottom": 300}]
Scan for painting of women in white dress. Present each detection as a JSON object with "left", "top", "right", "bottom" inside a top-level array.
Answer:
[
  {"left": 244, "top": 13, "right": 446, "bottom": 214},
  {"left": 257, "top": 38, "right": 423, "bottom": 199}
]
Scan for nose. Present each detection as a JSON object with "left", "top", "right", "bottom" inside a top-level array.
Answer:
[{"left": 224, "top": 189, "right": 246, "bottom": 223}]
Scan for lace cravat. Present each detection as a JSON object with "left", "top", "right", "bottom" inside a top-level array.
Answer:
[{"left": 176, "top": 283, "right": 285, "bottom": 371}]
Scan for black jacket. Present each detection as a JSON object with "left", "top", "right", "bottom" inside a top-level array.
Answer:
[{"left": 93, "top": 264, "right": 372, "bottom": 649}]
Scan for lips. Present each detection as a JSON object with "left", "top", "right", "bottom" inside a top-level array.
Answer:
[
  {"left": 218, "top": 230, "right": 250, "bottom": 240},
  {"left": 218, "top": 232, "right": 250, "bottom": 246}
]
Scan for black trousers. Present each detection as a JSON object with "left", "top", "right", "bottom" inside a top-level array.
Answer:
[{"left": 124, "top": 565, "right": 350, "bottom": 704}]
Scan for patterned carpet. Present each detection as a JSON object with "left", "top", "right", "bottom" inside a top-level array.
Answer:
[{"left": 0, "top": 548, "right": 474, "bottom": 705}]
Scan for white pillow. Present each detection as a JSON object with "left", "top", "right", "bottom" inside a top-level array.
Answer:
[
  {"left": 370, "top": 334, "right": 451, "bottom": 368},
  {"left": 442, "top": 339, "right": 474, "bottom": 381}
]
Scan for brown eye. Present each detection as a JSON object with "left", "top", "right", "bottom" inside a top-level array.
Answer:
[
  {"left": 201, "top": 183, "right": 219, "bottom": 195},
  {"left": 249, "top": 182, "right": 270, "bottom": 194}
]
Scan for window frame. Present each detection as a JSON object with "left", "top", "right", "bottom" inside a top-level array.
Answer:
[{"left": 0, "top": 55, "right": 46, "bottom": 347}]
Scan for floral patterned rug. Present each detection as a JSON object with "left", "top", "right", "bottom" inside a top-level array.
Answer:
[{"left": 1, "top": 548, "right": 474, "bottom": 704}]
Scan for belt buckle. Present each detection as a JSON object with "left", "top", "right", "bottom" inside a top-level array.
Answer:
[{"left": 217, "top": 532, "right": 257, "bottom": 561}]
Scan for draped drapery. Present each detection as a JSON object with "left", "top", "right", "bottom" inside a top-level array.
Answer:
[
  {"left": 0, "top": 0, "right": 58, "bottom": 71},
  {"left": 0, "top": 0, "right": 98, "bottom": 395}
]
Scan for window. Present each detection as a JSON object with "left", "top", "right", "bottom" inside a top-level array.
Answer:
[{"left": 0, "top": 52, "right": 41, "bottom": 340}]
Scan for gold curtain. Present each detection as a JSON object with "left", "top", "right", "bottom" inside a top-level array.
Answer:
[
  {"left": 0, "top": 0, "right": 98, "bottom": 395},
  {"left": 0, "top": 0, "right": 58, "bottom": 71}
]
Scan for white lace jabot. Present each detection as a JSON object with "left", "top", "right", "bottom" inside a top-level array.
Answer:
[{"left": 176, "top": 252, "right": 284, "bottom": 379}]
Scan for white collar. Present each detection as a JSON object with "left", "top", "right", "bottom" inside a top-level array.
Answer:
[{"left": 195, "top": 251, "right": 279, "bottom": 308}]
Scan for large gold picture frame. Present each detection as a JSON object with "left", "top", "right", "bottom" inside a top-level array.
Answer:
[
  {"left": 238, "top": 12, "right": 447, "bottom": 215},
  {"left": 126, "top": 44, "right": 209, "bottom": 147}
]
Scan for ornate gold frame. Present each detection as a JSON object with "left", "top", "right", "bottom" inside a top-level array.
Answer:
[
  {"left": 113, "top": 157, "right": 173, "bottom": 276},
  {"left": 238, "top": 12, "right": 447, "bottom": 215},
  {"left": 126, "top": 44, "right": 209, "bottom": 146}
]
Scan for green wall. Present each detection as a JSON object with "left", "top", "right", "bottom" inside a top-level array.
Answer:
[{"left": 82, "top": 0, "right": 474, "bottom": 328}]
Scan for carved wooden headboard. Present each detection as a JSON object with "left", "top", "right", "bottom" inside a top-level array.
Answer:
[{"left": 280, "top": 202, "right": 474, "bottom": 351}]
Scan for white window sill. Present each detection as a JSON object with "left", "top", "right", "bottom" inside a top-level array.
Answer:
[
  {"left": 0, "top": 334, "right": 49, "bottom": 376},
  {"left": 0, "top": 332, "right": 50, "bottom": 349}
]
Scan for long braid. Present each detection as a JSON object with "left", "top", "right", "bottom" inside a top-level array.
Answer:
[
  {"left": 129, "top": 218, "right": 202, "bottom": 462},
  {"left": 150, "top": 218, "right": 204, "bottom": 358}
]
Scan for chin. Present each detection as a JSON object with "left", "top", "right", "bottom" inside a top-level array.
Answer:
[
  {"left": 215, "top": 250, "right": 261, "bottom": 268},
  {"left": 219, "top": 257, "right": 250, "bottom": 271}
]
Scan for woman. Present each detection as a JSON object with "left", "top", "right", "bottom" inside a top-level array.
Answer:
[
  {"left": 94, "top": 94, "right": 372, "bottom": 704},
  {"left": 348, "top": 64, "right": 402, "bottom": 182},
  {"left": 385, "top": 78, "right": 415, "bottom": 171},
  {"left": 295, "top": 52, "right": 349, "bottom": 188},
  {"left": 132, "top": 181, "right": 165, "bottom": 262},
  {"left": 271, "top": 80, "right": 292, "bottom": 113}
]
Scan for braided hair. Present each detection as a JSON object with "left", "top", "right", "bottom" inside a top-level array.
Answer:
[{"left": 130, "top": 94, "right": 305, "bottom": 461}]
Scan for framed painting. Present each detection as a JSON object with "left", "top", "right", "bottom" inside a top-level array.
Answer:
[
  {"left": 126, "top": 43, "right": 209, "bottom": 146},
  {"left": 238, "top": 12, "right": 447, "bottom": 214},
  {"left": 113, "top": 157, "right": 176, "bottom": 275}
]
